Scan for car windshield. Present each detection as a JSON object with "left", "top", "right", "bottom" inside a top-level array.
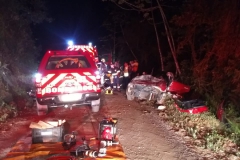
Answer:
[{"left": 46, "top": 55, "right": 91, "bottom": 70}]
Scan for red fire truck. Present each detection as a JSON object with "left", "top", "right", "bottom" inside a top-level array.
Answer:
[{"left": 33, "top": 45, "right": 101, "bottom": 115}]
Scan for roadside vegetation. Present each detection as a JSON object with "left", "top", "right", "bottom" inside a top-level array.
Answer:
[
  {"left": 0, "top": 0, "right": 49, "bottom": 121},
  {"left": 156, "top": 97, "right": 240, "bottom": 159}
]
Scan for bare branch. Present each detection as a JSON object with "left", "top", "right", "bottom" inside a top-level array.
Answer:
[{"left": 111, "top": 1, "right": 137, "bottom": 11}]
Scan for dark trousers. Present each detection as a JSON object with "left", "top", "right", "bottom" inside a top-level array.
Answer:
[
  {"left": 122, "top": 76, "right": 130, "bottom": 90},
  {"left": 104, "top": 75, "right": 112, "bottom": 89},
  {"left": 113, "top": 76, "right": 120, "bottom": 89}
]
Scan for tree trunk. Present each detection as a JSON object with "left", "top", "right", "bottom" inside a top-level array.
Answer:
[
  {"left": 156, "top": 0, "right": 181, "bottom": 75},
  {"left": 120, "top": 24, "right": 138, "bottom": 60},
  {"left": 151, "top": 3, "right": 164, "bottom": 71}
]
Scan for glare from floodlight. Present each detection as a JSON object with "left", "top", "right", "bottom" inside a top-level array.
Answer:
[
  {"left": 68, "top": 40, "right": 74, "bottom": 46},
  {"left": 89, "top": 42, "right": 92, "bottom": 46}
]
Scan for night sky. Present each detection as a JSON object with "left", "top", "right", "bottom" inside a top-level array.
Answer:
[{"left": 33, "top": 0, "right": 108, "bottom": 53}]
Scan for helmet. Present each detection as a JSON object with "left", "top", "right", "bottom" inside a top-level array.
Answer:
[{"left": 101, "top": 58, "right": 105, "bottom": 63}]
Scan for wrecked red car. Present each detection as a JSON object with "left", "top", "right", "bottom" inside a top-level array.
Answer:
[{"left": 126, "top": 72, "right": 208, "bottom": 114}]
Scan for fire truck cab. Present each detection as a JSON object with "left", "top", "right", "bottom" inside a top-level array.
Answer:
[{"left": 34, "top": 45, "right": 101, "bottom": 115}]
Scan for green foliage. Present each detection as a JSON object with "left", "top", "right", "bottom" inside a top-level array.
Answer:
[
  {"left": 159, "top": 99, "right": 240, "bottom": 155},
  {"left": 0, "top": 63, "right": 16, "bottom": 88},
  {"left": 172, "top": 1, "right": 240, "bottom": 147},
  {"left": 205, "top": 130, "right": 225, "bottom": 151},
  {"left": 0, "top": 101, "right": 17, "bottom": 122},
  {"left": 0, "top": 0, "right": 48, "bottom": 121},
  {"left": 0, "top": 0, "right": 47, "bottom": 80},
  {"left": 187, "top": 125, "right": 198, "bottom": 139},
  {"left": 225, "top": 118, "right": 240, "bottom": 142}
]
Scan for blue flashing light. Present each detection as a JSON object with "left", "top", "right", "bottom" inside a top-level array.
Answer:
[{"left": 68, "top": 40, "right": 74, "bottom": 46}]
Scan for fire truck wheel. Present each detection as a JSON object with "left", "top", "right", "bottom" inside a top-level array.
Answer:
[
  {"left": 36, "top": 100, "right": 48, "bottom": 116},
  {"left": 91, "top": 98, "right": 100, "bottom": 112}
]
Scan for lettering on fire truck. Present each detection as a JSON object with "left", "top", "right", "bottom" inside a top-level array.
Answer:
[{"left": 40, "top": 85, "right": 97, "bottom": 95}]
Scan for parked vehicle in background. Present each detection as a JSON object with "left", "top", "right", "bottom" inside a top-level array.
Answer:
[{"left": 32, "top": 44, "right": 102, "bottom": 115}]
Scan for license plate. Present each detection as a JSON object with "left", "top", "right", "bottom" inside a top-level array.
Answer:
[{"left": 60, "top": 93, "right": 82, "bottom": 102}]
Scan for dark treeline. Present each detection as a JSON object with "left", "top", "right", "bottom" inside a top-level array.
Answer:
[{"left": 100, "top": 0, "right": 240, "bottom": 119}]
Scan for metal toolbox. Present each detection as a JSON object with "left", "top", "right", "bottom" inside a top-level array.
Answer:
[{"left": 32, "top": 125, "right": 64, "bottom": 144}]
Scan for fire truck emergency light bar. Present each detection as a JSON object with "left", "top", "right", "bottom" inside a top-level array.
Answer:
[{"left": 67, "top": 45, "right": 96, "bottom": 51}]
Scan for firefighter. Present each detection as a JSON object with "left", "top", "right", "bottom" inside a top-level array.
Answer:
[
  {"left": 130, "top": 60, "right": 139, "bottom": 80},
  {"left": 103, "top": 63, "right": 114, "bottom": 94},
  {"left": 122, "top": 62, "right": 130, "bottom": 90},
  {"left": 114, "top": 61, "right": 120, "bottom": 68},
  {"left": 112, "top": 63, "right": 121, "bottom": 91},
  {"left": 100, "top": 58, "right": 107, "bottom": 85},
  {"left": 100, "top": 58, "right": 107, "bottom": 73}
]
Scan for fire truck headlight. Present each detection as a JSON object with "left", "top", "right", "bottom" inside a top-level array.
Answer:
[
  {"left": 35, "top": 73, "right": 42, "bottom": 83},
  {"left": 35, "top": 73, "right": 42, "bottom": 78}
]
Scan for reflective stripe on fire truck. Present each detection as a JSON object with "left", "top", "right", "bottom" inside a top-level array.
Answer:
[
  {"left": 82, "top": 72, "right": 96, "bottom": 82},
  {"left": 47, "top": 73, "right": 67, "bottom": 87},
  {"left": 40, "top": 73, "right": 98, "bottom": 95},
  {"left": 41, "top": 74, "right": 55, "bottom": 86},
  {"left": 71, "top": 73, "right": 96, "bottom": 83},
  {"left": 82, "top": 72, "right": 91, "bottom": 75}
]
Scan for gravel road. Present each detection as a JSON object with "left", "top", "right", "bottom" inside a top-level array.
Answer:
[{"left": 0, "top": 91, "right": 205, "bottom": 160}]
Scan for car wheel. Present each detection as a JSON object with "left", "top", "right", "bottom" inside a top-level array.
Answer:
[
  {"left": 91, "top": 98, "right": 100, "bottom": 112},
  {"left": 36, "top": 100, "right": 48, "bottom": 116}
]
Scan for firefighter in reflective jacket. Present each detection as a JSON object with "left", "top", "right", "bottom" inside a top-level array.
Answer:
[
  {"left": 100, "top": 58, "right": 107, "bottom": 85},
  {"left": 122, "top": 62, "right": 130, "bottom": 90},
  {"left": 104, "top": 64, "right": 114, "bottom": 94},
  {"left": 112, "top": 64, "right": 121, "bottom": 91},
  {"left": 130, "top": 60, "right": 138, "bottom": 80}
]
